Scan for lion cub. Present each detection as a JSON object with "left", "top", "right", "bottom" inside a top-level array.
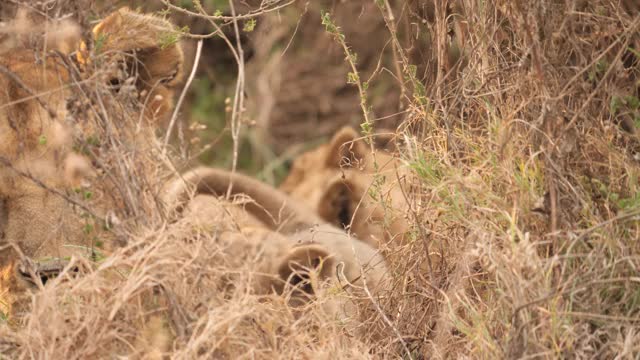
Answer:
[
  {"left": 280, "top": 126, "right": 411, "bottom": 249},
  {"left": 164, "top": 167, "right": 391, "bottom": 327}
]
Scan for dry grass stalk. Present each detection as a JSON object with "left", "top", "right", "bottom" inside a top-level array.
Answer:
[{"left": 2, "top": 0, "right": 640, "bottom": 359}]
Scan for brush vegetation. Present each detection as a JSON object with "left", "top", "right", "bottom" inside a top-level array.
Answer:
[{"left": 1, "top": 0, "right": 640, "bottom": 358}]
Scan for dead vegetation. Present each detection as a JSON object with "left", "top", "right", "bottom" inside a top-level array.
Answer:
[{"left": 1, "top": 0, "right": 640, "bottom": 359}]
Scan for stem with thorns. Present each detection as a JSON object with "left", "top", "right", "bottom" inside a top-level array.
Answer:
[{"left": 320, "top": 11, "right": 375, "bottom": 150}]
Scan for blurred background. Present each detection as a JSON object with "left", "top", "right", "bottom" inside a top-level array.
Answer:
[{"left": 2, "top": 0, "right": 448, "bottom": 184}]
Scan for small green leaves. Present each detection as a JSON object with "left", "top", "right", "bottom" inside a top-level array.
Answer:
[
  {"left": 407, "top": 64, "right": 417, "bottom": 78},
  {"left": 38, "top": 135, "right": 47, "bottom": 145},
  {"left": 158, "top": 27, "right": 188, "bottom": 50},
  {"left": 625, "top": 96, "right": 640, "bottom": 110},
  {"left": 83, "top": 223, "right": 94, "bottom": 235},
  {"left": 611, "top": 95, "right": 640, "bottom": 115},
  {"left": 320, "top": 11, "right": 344, "bottom": 41},
  {"left": 588, "top": 59, "right": 608, "bottom": 82},
  {"left": 360, "top": 121, "right": 373, "bottom": 135},
  {"left": 347, "top": 72, "right": 359, "bottom": 84},
  {"left": 243, "top": 19, "right": 257, "bottom": 32}
]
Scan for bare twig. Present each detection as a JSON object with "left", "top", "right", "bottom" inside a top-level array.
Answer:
[
  {"left": 159, "top": 0, "right": 295, "bottom": 22},
  {"left": 0, "top": 156, "right": 105, "bottom": 223},
  {"left": 0, "top": 64, "right": 58, "bottom": 119},
  {"left": 163, "top": 39, "right": 203, "bottom": 155},
  {"left": 227, "top": 0, "right": 246, "bottom": 199}
]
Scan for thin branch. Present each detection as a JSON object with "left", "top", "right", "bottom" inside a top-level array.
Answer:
[
  {"left": 0, "top": 64, "right": 58, "bottom": 119},
  {"left": 163, "top": 39, "right": 203, "bottom": 155},
  {"left": 0, "top": 156, "right": 105, "bottom": 223},
  {"left": 159, "top": 0, "right": 295, "bottom": 22},
  {"left": 226, "top": 0, "right": 246, "bottom": 199}
]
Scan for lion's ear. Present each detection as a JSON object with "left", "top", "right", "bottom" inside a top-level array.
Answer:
[
  {"left": 318, "top": 177, "right": 360, "bottom": 229},
  {"left": 325, "top": 126, "right": 368, "bottom": 168},
  {"left": 277, "top": 244, "right": 335, "bottom": 297},
  {"left": 91, "top": 9, "right": 123, "bottom": 38}
]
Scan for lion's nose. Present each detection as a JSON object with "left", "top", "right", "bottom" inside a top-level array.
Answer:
[{"left": 18, "top": 258, "right": 79, "bottom": 286}]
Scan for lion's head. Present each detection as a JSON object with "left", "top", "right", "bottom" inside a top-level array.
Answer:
[{"left": 280, "top": 126, "right": 410, "bottom": 249}]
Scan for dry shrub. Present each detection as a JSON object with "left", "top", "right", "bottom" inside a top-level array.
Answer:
[
  {"left": 0, "top": 2, "right": 385, "bottom": 358},
  {"left": 0, "top": 221, "right": 376, "bottom": 358},
  {"left": 2, "top": 0, "right": 640, "bottom": 359},
  {"left": 366, "top": 0, "right": 640, "bottom": 358}
]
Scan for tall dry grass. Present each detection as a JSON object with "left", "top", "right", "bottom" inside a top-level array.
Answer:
[
  {"left": 1, "top": 0, "right": 640, "bottom": 359},
  {"left": 374, "top": 1, "right": 640, "bottom": 358}
]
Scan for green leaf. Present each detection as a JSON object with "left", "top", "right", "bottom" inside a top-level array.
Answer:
[
  {"left": 94, "top": 33, "right": 107, "bottom": 54},
  {"left": 243, "top": 19, "right": 256, "bottom": 32},
  {"left": 407, "top": 64, "right": 417, "bottom": 78},
  {"left": 158, "top": 31, "right": 181, "bottom": 50},
  {"left": 617, "top": 193, "right": 640, "bottom": 211},
  {"left": 624, "top": 95, "right": 640, "bottom": 110},
  {"left": 360, "top": 121, "right": 372, "bottom": 135},
  {"left": 610, "top": 96, "right": 623, "bottom": 115},
  {"left": 347, "top": 72, "right": 359, "bottom": 84},
  {"left": 83, "top": 223, "right": 94, "bottom": 235}
]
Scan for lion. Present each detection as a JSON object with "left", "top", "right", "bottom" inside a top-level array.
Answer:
[
  {"left": 163, "top": 166, "right": 391, "bottom": 333},
  {"left": 279, "top": 126, "right": 411, "bottom": 249},
  {"left": 82, "top": 7, "right": 184, "bottom": 119},
  {"left": 0, "top": 7, "right": 388, "bottom": 353},
  {"left": 0, "top": 7, "right": 184, "bottom": 326}
]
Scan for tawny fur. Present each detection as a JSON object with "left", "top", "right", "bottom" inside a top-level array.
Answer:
[
  {"left": 0, "top": 9, "right": 184, "bottom": 351},
  {"left": 165, "top": 166, "right": 324, "bottom": 233},
  {"left": 280, "top": 126, "right": 411, "bottom": 249},
  {"left": 89, "top": 7, "right": 184, "bottom": 121},
  {"left": 164, "top": 167, "right": 391, "bottom": 328}
]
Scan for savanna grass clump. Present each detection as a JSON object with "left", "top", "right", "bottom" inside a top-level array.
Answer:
[
  {"left": 364, "top": 1, "right": 640, "bottom": 358},
  {"left": 1, "top": 0, "right": 640, "bottom": 359}
]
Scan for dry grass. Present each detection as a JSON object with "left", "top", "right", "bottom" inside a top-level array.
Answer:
[
  {"left": 2, "top": 0, "right": 640, "bottom": 359},
  {"left": 378, "top": 1, "right": 640, "bottom": 358}
]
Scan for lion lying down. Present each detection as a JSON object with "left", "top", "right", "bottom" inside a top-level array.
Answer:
[
  {"left": 0, "top": 6, "right": 390, "bottom": 355},
  {"left": 164, "top": 167, "right": 390, "bottom": 329}
]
